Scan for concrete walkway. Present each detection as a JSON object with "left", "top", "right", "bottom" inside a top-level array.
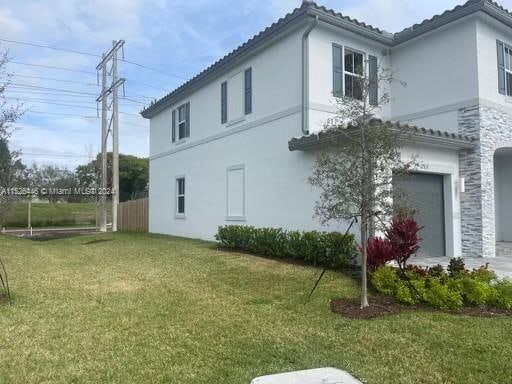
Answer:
[{"left": 409, "top": 255, "right": 512, "bottom": 279}]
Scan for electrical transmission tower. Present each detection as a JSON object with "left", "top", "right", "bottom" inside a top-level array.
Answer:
[{"left": 97, "top": 40, "right": 125, "bottom": 232}]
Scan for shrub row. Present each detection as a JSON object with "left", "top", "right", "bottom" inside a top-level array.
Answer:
[
  {"left": 215, "top": 225, "right": 357, "bottom": 268},
  {"left": 371, "top": 262, "right": 512, "bottom": 310}
]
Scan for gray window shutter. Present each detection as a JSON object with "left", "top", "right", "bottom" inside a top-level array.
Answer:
[
  {"left": 221, "top": 81, "right": 227, "bottom": 123},
  {"left": 172, "top": 109, "right": 176, "bottom": 142},
  {"left": 369, "top": 55, "right": 378, "bottom": 106},
  {"left": 497, "top": 40, "right": 506, "bottom": 95},
  {"left": 332, "top": 45, "right": 343, "bottom": 97},
  {"left": 244, "top": 68, "right": 252, "bottom": 114},
  {"left": 185, "top": 102, "right": 190, "bottom": 138}
]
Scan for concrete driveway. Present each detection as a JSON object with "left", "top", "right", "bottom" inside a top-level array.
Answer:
[{"left": 410, "top": 255, "right": 512, "bottom": 279}]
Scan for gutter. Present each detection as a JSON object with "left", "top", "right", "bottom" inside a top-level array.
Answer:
[{"left": 301, "top": 14, "right": 319, "bottom": 135}]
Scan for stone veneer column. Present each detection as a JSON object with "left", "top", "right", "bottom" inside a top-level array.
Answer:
[
  {"left": 458, "top": 106, "right": 484, "bottom": 258},
  {"left": 459, "top": 104, "right": 512, "bottom": 258}
]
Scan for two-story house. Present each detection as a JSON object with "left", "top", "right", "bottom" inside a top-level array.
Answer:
[{"left": 141, "top": 0, "right": 512, "bottom": 259}]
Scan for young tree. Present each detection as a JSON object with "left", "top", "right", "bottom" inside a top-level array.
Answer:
[
  {"left": 0, "top": 49, "right": 24, "bottom": 226},
  {"left": 308, "top": 60, "right": 415, "bottom": 308}
]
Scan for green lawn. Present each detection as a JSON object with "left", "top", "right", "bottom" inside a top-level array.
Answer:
[
  {"left": 2, "top": 202, "right": 111, "bottom": 228},
  {"left": 0, "top": 233, "right": 511, "bottom": 383}
]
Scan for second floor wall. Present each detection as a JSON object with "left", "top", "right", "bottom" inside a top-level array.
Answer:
[
  {"left": 149, "top": 25, "right": 304, "bottom": 158},
  {"left": 149, "top": 9, "right": 512, "bottom": 157}
]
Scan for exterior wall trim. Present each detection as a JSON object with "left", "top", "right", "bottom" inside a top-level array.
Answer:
[{"left": 150, "top": 105, "right": 301, "bottom": 161}]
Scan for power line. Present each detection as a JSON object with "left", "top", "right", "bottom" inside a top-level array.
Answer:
[
  {"left": 6, "top": 89, "right": 150, "bottom": 104},
  {"left": 0, "top": 37, "right": 100, "bottom": 57},
  {"left": 22, "top": 152, "right": 94, "bottom": 158},
  {"left": 5, "top": 97, "right": 97, "bottom": 110},
  {"left": 5, "top": 89, "right": 98, "bottom": 98},
  {"left": 26, "top": 110, "right": 99, "bottom": 119},
  {"left": 9, "top": 61, "right": 97, "bottom": 75},
  {"left": 120, "top": 59, "right": 187, "bottom": 80},
  {"left": 9, "top": 83, "right": 98, "bottom": 95},
  {"left": 1, "top": 36, "right": 187, "bottom": 80},
  {"left": 125, "top": 78, "right": 167, "bottom": 92},
  {"left": 2, "top": 74, "right": 99, "bottom": 87}
]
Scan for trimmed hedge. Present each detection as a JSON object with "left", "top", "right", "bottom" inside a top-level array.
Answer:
[{"left": 215, "top": 225, "right": 357, "bottom": 268}]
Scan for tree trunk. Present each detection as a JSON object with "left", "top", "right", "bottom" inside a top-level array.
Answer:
[{"left": 360, "top": 216, "right": 369, "bottom": 308}]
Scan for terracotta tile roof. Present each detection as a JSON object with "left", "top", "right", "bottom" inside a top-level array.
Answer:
[{"left": 288, "top": 119, "right": 478, "bottom": 151}]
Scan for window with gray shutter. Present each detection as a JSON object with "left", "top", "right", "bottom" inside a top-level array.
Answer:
[
  {"left": 221, "top": 81, "right": 227, "bottom": 123},
  {"left": 369, "top": 55, "right": 378, "bottom": 106},
  {"left": 176, "top": 102, "right": 190, "bottom": 140},
  {"left": 497, "top": 40, "right": 512, "bottom": 97},
  {"left": 498, "top": 40, "right": 506, "bottom": 95},
  {"left": 332, "top": 44, "right": 343, "bottom": 97},
  {"left": 172, "top": 109, "right": 176, "bottom": 142},
  {"left": 244, "top": 68, "right": 252, "bottom": 115},
  {"left": 185, "top": 102, "right": 190, "bottom": 137}
]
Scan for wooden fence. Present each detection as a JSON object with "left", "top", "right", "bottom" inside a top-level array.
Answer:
[{"left": 118, "top": 198, "right": 149, "bottom": 232}]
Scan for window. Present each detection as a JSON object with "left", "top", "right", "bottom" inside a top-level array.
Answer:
[
  {"left": 344, "top": 48, "right": 364, "bottom": 100},
  {"left": 176, "top": 177, "right": 185, "bottom": 215},
  {"left": 221, "top": 81, "right": 227, "bottom": 124},
  {"left": 244, "top": 68, "right": 252, "bottom": 115},
  {"left": 498, "top": 40, "right": 512, "bottom": 97},
  {"left": 172, "top": 103, "right": 190, "bottom": 142}
]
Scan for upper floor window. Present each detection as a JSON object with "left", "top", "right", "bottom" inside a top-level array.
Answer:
[
  {"left": 497, "top": 40, "right": 512, "bottom": 97},
  {"left": 244, "top": 68, "right": 252, "bottom": 115},
  {"left": 332, "top": 44, "right": 377, "bottom": 105},
  {"left": 221, "top": 81, "right": 228, "bottom": 124},
  {"left": 172, "top": 102, "right": 190, "bottom": 142},
  {"left": 220, "top": 67, "right": 252, "bottom": 124},
  {"left": 344, "top": 48, "right": 364, "bottom": 101}
]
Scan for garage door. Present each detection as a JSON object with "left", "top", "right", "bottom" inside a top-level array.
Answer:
[{"left": 394, "top": 173, "right": 446, "bottom": 257}]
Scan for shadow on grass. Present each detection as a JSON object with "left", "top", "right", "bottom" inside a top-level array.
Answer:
[{"left": 82, "top": 238, "right": 115, "bottom": 245}]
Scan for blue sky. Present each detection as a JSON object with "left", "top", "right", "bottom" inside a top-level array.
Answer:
[{"left": 2, "top": 0, "right": 511, "bottom": 168}]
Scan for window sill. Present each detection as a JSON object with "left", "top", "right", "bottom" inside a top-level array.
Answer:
[
  {"left": 176, "top": 139, "right": 187, "bottom": 146},
  {"left": 226, "top": 117, "right": 245, "bottom": 127},
  {"left": 226, "top": 215, "right": 246, "bottom": 222},
  {"left": 175, "top": 214, "right": 186, "bottom": 220}
]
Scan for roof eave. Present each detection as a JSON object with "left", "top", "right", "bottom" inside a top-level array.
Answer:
[
  {"left": 308, "top": 8, "right": 394, "bottom": 46},
  {"left": 141, "top": 7, "right": 311, "bottom": 119},
  {"left": 288, "top": 129, "right": 477, "bottom": 152}
]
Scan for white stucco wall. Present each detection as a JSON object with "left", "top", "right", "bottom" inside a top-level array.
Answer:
[
  {"left": 150, "top": 112, "right": 353, "bottom": 239},
  {"left": 390, "top": 16, "right": 479, "bottom": 133},
  {"left": 150, "top": 27, "right": 303, "bottom": 160}
]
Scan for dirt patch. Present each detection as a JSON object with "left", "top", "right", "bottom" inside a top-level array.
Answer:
[
  {"left": 330, "top": 296, "right": 416, "bottom": 319},
  {"left": 330, "top": 295, "right": 512, "bottom": 319}
]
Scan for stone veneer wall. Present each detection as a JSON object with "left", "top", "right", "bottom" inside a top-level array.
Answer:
[{"left": 458, "top": 104, "right": 512, "bottom": 258}]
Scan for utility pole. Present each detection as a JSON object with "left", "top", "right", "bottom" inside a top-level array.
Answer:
[
  {"left": 99, "top": 53, "right": 107, "bottom": 232},
  {"left": 96, "top": 40, "right": 125, "bottom": 232},
  {"left": 112, "top": 42, "right": 119, "bottom": 233}
]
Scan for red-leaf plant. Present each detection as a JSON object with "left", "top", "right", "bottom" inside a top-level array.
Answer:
[
  {"left": 386, "top": 215, "right": 423, "bottom": 272},
  {"left": 366, "top": 237, "right": 395, "bottom": 272}
]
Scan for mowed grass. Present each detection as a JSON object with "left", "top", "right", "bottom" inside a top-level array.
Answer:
[
  {"left": 2, "top": 202, "right": 111, "bottom": 228},
  {"left": 0, "top": 233, "right": 511, "bottom": 384}
]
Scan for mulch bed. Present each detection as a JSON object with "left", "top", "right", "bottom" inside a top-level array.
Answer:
[{"left": 330, "top": 295, "right": 512, "bottom": 319}]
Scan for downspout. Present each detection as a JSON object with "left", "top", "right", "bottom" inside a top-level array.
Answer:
[{"left": 302, "top": 14, "right": 319, "bottom": 135}]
